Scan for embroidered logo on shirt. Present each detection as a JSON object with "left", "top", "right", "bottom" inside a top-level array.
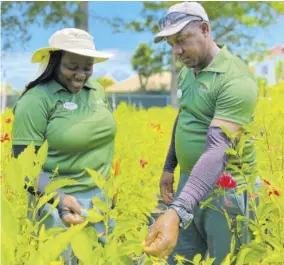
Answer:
[
  {"left": 93, "top": 99, "right": 106, "bottom": 105},
  {"left": 177, "top": 89, "right": 183, "bottom": 99},
  {"left": 63, "top": 102, "right": 78, "bottom": 110},
  {"left": 199, "top": 85, "right": 208, "bottom": 93}
]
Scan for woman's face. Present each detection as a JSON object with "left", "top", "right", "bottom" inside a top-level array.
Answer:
[{"left": 56, "top": 51, "right": 94, "bottom": 93}]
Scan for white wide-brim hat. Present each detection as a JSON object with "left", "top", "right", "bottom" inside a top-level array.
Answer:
[{"left": 31, "top": 28, "right": 112, "bottom": 64}]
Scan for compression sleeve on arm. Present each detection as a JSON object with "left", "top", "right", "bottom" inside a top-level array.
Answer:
[
  {"left": 170, "top": 126, "right": 232, "bottom": 214},
  {"left": 163, "top": 113, "right": 179, "bottom": 173}
]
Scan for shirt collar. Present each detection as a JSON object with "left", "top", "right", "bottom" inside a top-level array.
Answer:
[
  {"left": 49, "top": 78, "right": 96, "bottom": 94},
  {"left": 201, "top": 44, "right": 231, "bottom": 73}
]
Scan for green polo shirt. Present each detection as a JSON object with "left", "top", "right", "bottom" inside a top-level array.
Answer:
[
  {"left": 176, "top": 45, "right": 258, "bottom": 184},
  {"left": 12, "top": 78, "right": 116, "bottom": 193}
]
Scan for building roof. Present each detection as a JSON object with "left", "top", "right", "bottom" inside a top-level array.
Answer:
[
  {"left": 270, "top": 45, "right": 284, "bottom": 56},
  {"left": 106, "top": 71, "right": 171, "bottom": 93}
]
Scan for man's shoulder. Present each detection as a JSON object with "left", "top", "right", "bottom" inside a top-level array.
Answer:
[{"left": 224, "top": 50, "right": 256, "bottom": 82}]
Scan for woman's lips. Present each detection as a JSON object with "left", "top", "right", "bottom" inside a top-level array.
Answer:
[{"left": 71, "top": 80, "right": 84, "bottom": 88}]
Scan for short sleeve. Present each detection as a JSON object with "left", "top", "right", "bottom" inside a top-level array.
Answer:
[
  {"left": 12, "top": 93, "right": 49, "bottom": 146},
  {"left": 214, "top": 76, "right": 258, "bottom": 126}
]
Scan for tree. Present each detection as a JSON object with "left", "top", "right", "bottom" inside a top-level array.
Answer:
[
  {"left": 275, "top": 60, "right": 284, "bottom": 83},
  {"left": 1, "top": 1, "right": 89, "bottom": 51},
  {"left": 96, "top": 76, "right": 116, "bottom": 89},
  {"left": 104, "top": 1, "right": 284, "bottom": 105},
  {"left": 131, "top": 43, "right": 164, "bottom": 91}
]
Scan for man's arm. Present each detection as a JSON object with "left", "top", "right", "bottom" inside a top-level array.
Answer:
[
  {"left": 170, "top": 120, "right": 239, "bottom": 219},
  {"left": 163, "top": 112, "right": 179, "bottom": 173}
]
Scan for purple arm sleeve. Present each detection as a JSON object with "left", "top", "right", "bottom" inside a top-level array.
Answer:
[
  {"left": 163, "top": 113, "right": 179, "bottom": 173},
  {"left": 170, "top": 126, "right": 232, "bottom": 214},
  {"left": 12, "top": 145, "right": 66, "bottom": 214}
]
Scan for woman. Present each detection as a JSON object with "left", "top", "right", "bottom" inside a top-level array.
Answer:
[{"left": 12, "top": 28, "right": 116, "bottom": 264}]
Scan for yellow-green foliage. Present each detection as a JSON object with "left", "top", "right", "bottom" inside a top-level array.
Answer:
[{"left": 1, "top": 82, "right": 283, "bottom": 265}]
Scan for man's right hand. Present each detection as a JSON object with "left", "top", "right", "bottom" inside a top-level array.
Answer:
[
  {"left": 59, "top": 194, "right": 85, "bottom": 225},
  {"left": 160, "top": 171, "right": 175, "bottom": 204}
]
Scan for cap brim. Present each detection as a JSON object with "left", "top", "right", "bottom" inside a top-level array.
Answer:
[
  {"left": 154, "top": 20, "right": 192, "bottom": 44},
  {"left": 31, "top": 47, "right": 112, "bottom": 64}
]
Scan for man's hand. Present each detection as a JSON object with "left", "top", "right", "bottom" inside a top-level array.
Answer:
[
  {"left": 143, "top": 209, "right": 180, "bottom": 258},
  {"left": 60, "top": 195, "right": 85, "bottom": 225},
  {"left": 160, "top": 171, "right": 175, "bottom": 204}
]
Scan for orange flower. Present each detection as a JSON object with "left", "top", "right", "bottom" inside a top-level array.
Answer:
[
  {"left": 140, "top": 159, "right": 148, "bottom": 168},
  {"left": 150, "top": 121, "right": 163, "bottom": 135},
  {"left": 112, "top": 159, "right": 120, "bottom": 177},
  {"left": 5, "top": 118, "right": 12, "bottom": 124}
]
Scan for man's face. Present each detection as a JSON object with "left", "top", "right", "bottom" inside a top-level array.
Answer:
[
  {"left": 56, "top": 51, "right": 94, "bottom": 93},
  {"left": 166, "top": 22, "right": 209, "bottom": 69}
]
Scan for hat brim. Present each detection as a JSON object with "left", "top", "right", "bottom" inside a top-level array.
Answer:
[
  {"left": 31, "top": 47, "right": 112, "bottom": 64},
  {"left": 154, "top": 20, "right": 192, "bottom": 44}
]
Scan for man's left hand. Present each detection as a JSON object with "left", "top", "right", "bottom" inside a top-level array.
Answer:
[{"left": 143, "top": 209, "right": 180, "bottom": 258}]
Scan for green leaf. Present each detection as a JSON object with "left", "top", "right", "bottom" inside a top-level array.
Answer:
[
  {"left": 223, "top": 209, "right": 232, "bottom": 230},
  {"left": 35, "top": 192, "right": 57, "bottom": 211},
  {"left": 35, "top": 141, "right": 48, "bottom": 166},
  {"left": 1, "top": 197, "right": 18, "bottom": 265},
  {"left": 236, "top": 246, "right": 251, "bottom": 265},
  {"left": 236, "top": 136, "right": 246, "bottom": 158},
  {"left": 220, "top": 126, "right": 234, "bottom": 140},
  {"left": 27, "top": 221, "right": 87, "bottom": 265},
  {"left": 119, "top": 240, "right": 143, "bottom": 256},
  {"left": 86, "top": 168, "right": 106, "bottom": 189},
  {"left": 220, "top": 254, "right": 231, "bottom": 265},
  {"left": 225, "top": 148, "right": 238, "bottom": 156},
  {"left": 87, "top": 210, "right": 104, "bottom": 223},
  {"left": 45, "top": 178, "right": 77, "bottom": 194},
  {"left": 193, "top": 253, "right": 202, "bottom": 264},
  {"left": 92, "top": 197, "right": 109, "bottom": 213},
  {"left": 71, "top": 227, "right": 95, "bottom": 264},
  {"left": 39, "top": 224, "right": 46, "bottom": 241}
]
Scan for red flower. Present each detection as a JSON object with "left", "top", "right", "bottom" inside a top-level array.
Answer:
[
  {"left": 140, "top": 159, "right": 148, "bottom": 168},
  {"left": 216, "top": 173, "right": 237, "bottom": 189},
  {"left": 5, "top": 118, "right": 12, "bottom": 124},
  {"left": 0, "top": 133, "right": 10, "bottom": 142},
  {"left": 264, "top": 179, "right": 280, "bottom": 197},
  {"left": 224, "top": 200, "right": 232, "bottom": 207},
  {"left": 264, "top": 180, "right": 271, "bottom": 185},
  {"left": 268, "top": 189, "right": 280, "bottom": 197}
]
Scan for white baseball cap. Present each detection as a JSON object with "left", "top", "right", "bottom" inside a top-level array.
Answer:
[
  {"left": 154, "top": 2, "right": 209, "bottom": 44},
  {"left": 31, "top": 28, "right": 112, "bottom": 64}
]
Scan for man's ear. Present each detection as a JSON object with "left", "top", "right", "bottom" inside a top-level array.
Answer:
[{"left": 201, "top": 22, "right": 210, "bottom": 36}]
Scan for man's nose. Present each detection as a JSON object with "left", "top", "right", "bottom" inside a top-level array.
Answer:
[{"left": 173, "top": 44, "right": 183, "bottom": 55}]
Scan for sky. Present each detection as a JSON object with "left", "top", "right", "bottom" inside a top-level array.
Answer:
[{"left": 1, "top": 1, "right": 284, "bottom": 91}]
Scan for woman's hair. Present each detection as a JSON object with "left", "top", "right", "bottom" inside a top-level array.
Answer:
[{"left": 22, "top": 50, "right": 63, "bottom": 96}]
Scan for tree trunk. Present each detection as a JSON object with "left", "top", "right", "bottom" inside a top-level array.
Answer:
[
  {"left": 170, "top": 50, "right": 178, "bottom": 107},
  {"left": 74, "top": 2, "right": 89, "bottom": 31}
]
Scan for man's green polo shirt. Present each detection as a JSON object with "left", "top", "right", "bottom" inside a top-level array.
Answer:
[
  {"left": 176, "top": 46, "right": 258, "bottom": 185},
  {"left": 12, "top": 78, "right": 116, "bottom": 193}
]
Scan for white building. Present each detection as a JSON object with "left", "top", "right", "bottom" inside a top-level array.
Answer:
[{"left": 251, "top": 45, "right": 284, "bottom": 86}]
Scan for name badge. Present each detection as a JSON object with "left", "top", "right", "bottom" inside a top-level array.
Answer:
[
  {"left": 177, "top": 89, "right": 183, "bottom": 99},
  {"left": 63, "top": 102, "right": 78, "bottom": 110}
]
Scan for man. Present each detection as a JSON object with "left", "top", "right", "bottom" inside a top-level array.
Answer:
[{"left": 143, "top": 2, "right": 259, "bottom": 265}]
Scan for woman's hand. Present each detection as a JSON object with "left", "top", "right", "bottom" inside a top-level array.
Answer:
[{"left": 59, "top": 194, "right": 85, "bottom": 225}]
